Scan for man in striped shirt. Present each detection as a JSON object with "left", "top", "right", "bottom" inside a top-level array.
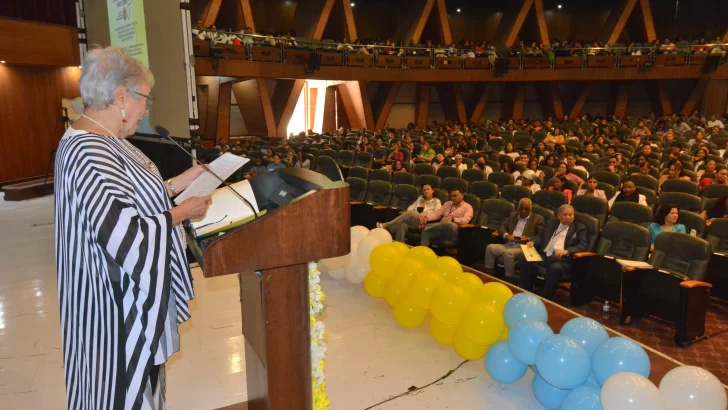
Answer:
[{"left": 418, "top": 189, "right": 474, "bottom": 247}]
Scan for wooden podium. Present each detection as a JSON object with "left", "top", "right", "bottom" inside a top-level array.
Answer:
[{"left": 186, "top": 168, "right": 350, "bottom": 410}]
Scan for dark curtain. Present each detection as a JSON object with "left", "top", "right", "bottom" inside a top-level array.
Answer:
[{"left": 0, "top": 0, "right": 77, "bottom": 27}]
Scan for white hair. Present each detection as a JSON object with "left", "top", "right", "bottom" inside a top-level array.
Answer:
[
  {"left": 518, "top": 198, "right": 532, "bottom": 207},
  {"left": 79, "top": 47, "right": 154, "bottom": 110},
  {"left": 558, "top": 204, "right": 575, "bottom": 215}
]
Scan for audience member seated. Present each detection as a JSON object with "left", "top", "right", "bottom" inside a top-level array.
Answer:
[
  {"left": 246, "top": 158, "right": 267, "bottom": 179},
  {"left": 576, "top": 176, "right": 608, "bottom": 201},
  {"left": 519, "top": 204, "right": 588, "bottom": 300},
  {"left": 266, "top": 154, "right": 286, "bottom": 171},
  {"left": 549, "top": 175, "right": 573, "bottom": 202},
  {"left": 700, "top": 167, "right": 728, "bottom": 191},
  {"left": 415, "top": 141, "right": 436, "bottom": 163},
  {"left": 708, "top": 114, "right": 725, "bottom": 130},
  {"left": 648, "top": 206, "right": 686, "bottom": 247},
  {"left": 294, "top": 148, "right": 311, "bottom": 169},
  {"left": 484, "top": 198, "right": 545, "bottom": 277},
  {"left": 658, "top": 160, "right": 691, "bottom": 192},
  {"left": 515, "top": 170, "right": 541, "bottom": 194},
  {"left": 378, "top": 184, "right": 441, "bottom": 242},
  {"left": 701, "top": 196, "right": 728, "bottom": 227},
  {"left": 473, "top": 156, "right": 494, "bottom": 177},
  {"left": 556, "top": 163, "right": 584, "bottom": 188},
  {"left": 659, "top": 37, "right": 677, "bottom": 55},
  {"left": 608, "top": 179, "right": 648, "bottom": 208},
  {"left": 418, "top": 189, "right": 473, "bottom": 247},
  {"left": 452, "top": 154, "right": 467, "bottom": 173}
]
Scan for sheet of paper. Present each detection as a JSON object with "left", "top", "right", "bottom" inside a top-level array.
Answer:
[
  {"left": 174, "top": 153, "right": 249, "bottom": 205},
  {"left": 616, "top": 259, "right": 652, "bottom": 269},
  {"left": 521, "top": 245, "right": 543, "bottom": 262},
  {"left": 188, "top": 180, "right": 259, "bottom": 235}
]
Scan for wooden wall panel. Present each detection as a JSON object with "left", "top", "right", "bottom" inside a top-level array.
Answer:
[
  {"left": 0, "top": 65, "right": 81, "bottom": 183},
  {"left": 570, "top": 82, "right": 593, "bottom": 118},
  {"left": 512, "top": 84, "right": 526, "bottom": 119},
  {"left": 322, "top": 86, "right": 337, "bottom": 132},
  {"left": 614, "top": 82, "right": 630, "bottom": 118},
  {"left": 0, "top": 18, "right": 79, "bottom": 67},
  {"left": 309, "top": 87, "right": 318, "bottom": 129},
  {"left": 374, "top": 82, "right": 401, "bottom": 131},
  {"left": 198, "top": 76, "right": 220, "bottom": 140},
  {"left": 415, "top": 83, "right": 431, "bottom": 128},
  {"left": 272, "top": 79, "right": 306, "bottom": 137},
  {"left": 436, "top": 83, "right": 467, "bottom": 124},
  {"left": 336, "top": 82, "right": 367, "bottom": 129},
  {"left": 681, "top": 77, "right": 710, "bottom": 116},
  {"left": 231, "top": 79, "right": 267, "bottom": 136},
  {"left": 257, "top": 80, "right": 277, "bottom": 137},
  {"left": 469, "top": 83, "right": 494, "bottom": 124},
  {"left": 700, "top": 79, "right": 728, "bottom": 117},
  {"left": 358, "top": 81, "right": 375, "bottom": 129},
  {"left": 215, "top": 82, "right": 232, "bottom": 145},
  {"left": 550, "top": 82, "right": 564, "bottom": 119}
]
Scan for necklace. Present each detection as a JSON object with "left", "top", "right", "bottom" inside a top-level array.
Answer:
[{"left": 80, "top": 114, "right": 158, "bottom": 175}]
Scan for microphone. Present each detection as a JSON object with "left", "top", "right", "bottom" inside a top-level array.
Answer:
[{"left": 154, "top": 125, "right": 258, "bottom": 220}]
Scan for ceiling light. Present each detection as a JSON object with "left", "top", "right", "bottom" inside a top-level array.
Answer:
[
  {"left": 0, "top": 61, "right": 5, "bottom": 64},
  {"left": 350, "top": 2, "right": 355, "bottom": 6},
  {"left": 456, "top": 8, "right": 461, "bottom": 12},
  {"left": 557, "top": 4, "right": 562, "bottom": 8}
]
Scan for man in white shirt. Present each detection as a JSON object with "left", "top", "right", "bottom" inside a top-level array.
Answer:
[
  {"left": 484, "top": 199, "right": 545, "bottom": 277},
  {"left": 566, "top": 154, "right": 588, "bottom": 178},
  {"left": 707, "top": 115, "right": 725, "bottom": 130},
  {"left": 519, "top": 204, "right": 589, "bottom": 300},
  {"left": 452, "top": 154, "right": 468, "bottom": 174}
]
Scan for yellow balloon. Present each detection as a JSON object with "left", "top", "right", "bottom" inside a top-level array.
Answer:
[
  {"left": 394, "top": 257, "right": 426, "bottom": 281},
  {"left": 406, "top": 246, "right": 437, "bottom": 266},
  {"left": 460, "top": 302, "right": 505, "bottom": 346},
  {"left": 476, "top": 282, "right": 514, "bottom": 312},
  {"left": 430, "top": 283, "right": 473, "bottom": 325},
  {"left": 454, "top": 273, "right": 484, "bottom": 295},
  {"left": 389, "top": 241, "right": 410, "bottom": 256},
  {"left": 364, "top": 272, "right": 388, "bottom": 298},
  {"left": 453, "top": 326, "right": 489, "bottom": 360},
  {"left": 433, "top": 256, "right": 463, "bottom": 282},
  {"left": 430, "top": 318, "right": 457, "bottom": 346},
  {"left": 393, "top": 298, "right": 428, "bottom": 328},
  {"left": 370, "top": 244, "right": 401, "bottom": 278},
  {"left": 408, "top": 270, "right": 445, "bottom": 309},
  {"left": 499, "top": 326, "right": 509, "bottom": 341},
  {"left": 384, "top": 278, "right": 408, "bottom": 307}
]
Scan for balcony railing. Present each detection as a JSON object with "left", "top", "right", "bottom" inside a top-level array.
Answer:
[{"left": 191, "top": 31, "right": 728, "bottom": 71}]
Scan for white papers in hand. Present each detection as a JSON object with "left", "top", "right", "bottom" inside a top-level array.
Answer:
[
  {"left": 521, "top": 245, "right": 543, "bottom": 262},
  {"left": 188, "top": 179, "right": 259, "bottom": 236},
  {"left": 174, "top": 153, "right": 249, "bottom": 205}
]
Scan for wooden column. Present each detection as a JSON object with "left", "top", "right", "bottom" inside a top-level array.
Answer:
[
  {"left": 341, "top": 0, "right": 358, "bottom": 42},
  {"left": 505, "top": 0, "right": 535, "bottom": 47},
  {"left": 469, "top": 83, "right": 495, "bottom": 124},
  {"left": 322, "top": 86, "right": 337, "bottom": 132},
  {"left": 533, "top": 0, "right": 550, "bottom": 46},
  {"left": 570, "top": 83, "right": 593, "bottom": 118},
  {"left": 638, "top": 0, "right": 656, "bottom": 43},
  {"left": 435, "top": 0, "right": 453, "bottom": 46},
  {"left": 613, "top": 82, "right": 630, "bottom": 118},
  {"left": 272, "top": 79, "right": 306, "bottom": 137},
  {"left": 411, "top": 0, "right": 436, "bottom": 44},
  {"left": 202, "top": 0, "right": 223, "bottom": 27},
  {"left": 374, "top": 82, "right": 402, "bottom": 131},
  {"left": 513, "top": 84, "right": 525, "bottom": 120},
  {"left": 257, "top": 80, "right": 277, "bottom": 137},
  {"left": 607, "top": 0, "right": 637, "bottom": 45},
  {"left": 358, "top": 81, "right": 375, "bottom": 129},
  {"left": 309, "top": 87, "right": 318, "bottom": 129},
  {"left": 336, "top": 82, "right": 367, "bottom": 129},
  {"left": 682, "top": 78, "right": 710, "bottom": 116},
  {"left": 436, "top": 83, "right": 467, "bottom": 124},
  {"left": 550, "top": 83, "right": 564, "bottom": 119},
  {"left": 215, "top": 82, "right": 232, "bottom": 145},
  {"left": 415, "top": 83, "right": 431, "bottom": 128}
]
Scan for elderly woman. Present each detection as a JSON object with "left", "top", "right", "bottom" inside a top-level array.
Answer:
[{"left": 55, "top": 47, "right": 211, "bottom": 409}]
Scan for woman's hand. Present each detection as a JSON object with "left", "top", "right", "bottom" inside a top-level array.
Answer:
[
  {"left": 170, "top": 195, "right": 212, "bottom": 225},
  {"left": 173, "top": 165, "right": 207, "bottom": 192}
]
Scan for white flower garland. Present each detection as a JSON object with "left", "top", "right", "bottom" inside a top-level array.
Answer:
[{"left": 309, "top": 262, "right": 329, "bottom": 410}]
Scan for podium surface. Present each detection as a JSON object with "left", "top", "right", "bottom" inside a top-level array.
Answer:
[{"left": 186, "top": 168, "right": 350, "bottom": 410}]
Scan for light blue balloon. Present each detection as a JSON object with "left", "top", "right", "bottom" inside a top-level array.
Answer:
[
  {"left": 504, "top": 293, "right": 548, "bottom": 327},
  {"left": 485, "top": 340, "right": 528, "bottom": 384},
  {"left": 559, "top": 317, "right": 609, "bottom": 356},
  {"left": 508, "top": 319, "right": 554, "bottom": 365},
  {"left": 582, "top": 371, "right": 600, "bottom": 388},
  {"left": 535, "top": 335, "right": 591, "bottom": 389},
  {"left": 561, "top": 386, "right": 603, "bottom": 410},
  {"left": 591, "top": 337, "right": 650, "bottom": 385},
  {"left": 533, "top": 373, "right": 570, "bottom": 410}
]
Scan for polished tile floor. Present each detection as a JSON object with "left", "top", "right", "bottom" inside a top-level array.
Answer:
[{"left": 0, "top": 194, "right": 548, "bottom": 409}]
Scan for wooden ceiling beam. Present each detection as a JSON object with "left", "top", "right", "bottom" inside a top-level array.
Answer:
[
  {"left": 681, "top": 77, "right": 710, "bottom": 116},
  {"left": 533, "top": 0, "right": 550, "bottom": 46},
  {"left": 469, "top": 83, "right": 495, "bottom": 124},
  {"left": 614, "top": 82, "right": 630, "bottom": 118},
  {"left": 607, "top": 0, "right": 637, "bottom": 45},
  {"left": 638, "top": 0, "right": 656, "bottom": 43},
  {"left": 436, "top": 0, "right": 453, "bottom": 46},
  {"left": 411, "top": 0, "right": 436, "bottom": 44},
  {"left": 342, "top": 0, "right": 358, "bottom": 42},
  {"left": 358, "top": 81, "right": 375, "bottom": 129},
  {"left": 551, "top": 82, "right": 564, "bottom": 119},
  {"left": 202, "top": 0, "right": 223, "bottom": 28},
  {"left": 272, "top": 79, "right": 306, "bottom": 137},
  {"left": 570, "top": 82, "right": 593, "bottom": 118},
  {"left": 505, "top": 0, "right": 535, "bottom": 48},
  {"left": 374, "top": 82, "right": 402, "bottom": 131},
  {"left": 257, "top": 80, "right": 277, "bottom": 137},
  {"left": 238, "top": 0, "right": 256, "bottom": 31},
  {"left": 415, "top": 83, "right": 431, "bottom": 128},
  {"left": 513, "top": 84, "right": 525, "bottom": 119},
  {"left": 312, "top": 0, "right": 336, "bottom": 40}
]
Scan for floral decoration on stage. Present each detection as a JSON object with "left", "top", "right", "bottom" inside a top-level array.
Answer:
[{"left": 308, "top": 262, "right": 329, "bottom": 410}]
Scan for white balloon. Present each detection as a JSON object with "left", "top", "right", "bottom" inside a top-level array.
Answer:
[
  {"left": 368, "top": 227, "right": 393, "bottom": 244},
  {"left": 659, "top": 366, "right": 727, "bottom": 410},
  {"left": 347, "top": 250, "right": 360, "bottom": 268},
  {"left": 357, "top": 236, "right": 381, "bottom": 264},
  {"left": 328, "top": 268, "right": 346, "bottom": 280},
  {"left": 345, "top": 263, "right": 369, "bottom": 284},
  {"left": 351, "top": 226, "right": 370, "bottom": 244},
  {"left": 601, "top": 372, "right": 663, "bottom": 410}
]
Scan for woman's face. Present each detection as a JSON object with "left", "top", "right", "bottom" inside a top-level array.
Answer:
[
  {"left": 666, "top": 208, "right": 679, "bottom": 224},
  {"left": 273, "top": 155, "right": 281, "bottom": 164},
  {"left": 120, "top": 82, "right": 152, "bottom": 137},
  {"left": 553, "top": 178, "right": 563, "bottom": 189},
  {"left": 669, "top": 164, "right": 680, "bottom": 178},
  {"left": 530, "top": 148, "right": 537, "bottom": 157},
  {"left": 547, "top": 157, "right": 555, "bottom": 166},
  {"left": 394, "top": 161, "right": 402, "bottom": 170},
  {"left": 585, "top": 144, "right": 594, "bottom": 153},
  {"left": 267, "top": 149, "right": 273, "bottom": 157},
  {"left": 422, "top": 185, "right": 434, "bottom": 199},
  {"left": 587, "top": 178, "right": 598, "bottom": 190},
  {"left": 597, "top": 136, "right": 604, "bottom": 144},
  {"left": 529, "top": 159, "right": 538, "bottom": 170},
  {"left": 538, "top": 142, "right": 546, "bottom": 151},
  {"left": 706, "top": 160, "right": 717, "bottom": 172},
  {"left": 506, "top": 143, "right": 514, "bottom": 152},
  {"left": 696, "top": 132, "right": 704, "bottom": 139},
  {"left": 640, "top": 165, "right": 651, "bottom": 175},
  {"left": 622, "top": 181, "right": 636, "bottom": 195},
  {"left": 696, "top": 149, "right": 707, "bottom": 159},
  {"left": 436, "top": 154, "right": 444, "bottom": 162},
  {"left": 557, "top": 163, "right": 567, "bottom": 174}
]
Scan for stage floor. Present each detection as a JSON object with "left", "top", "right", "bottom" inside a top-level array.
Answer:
[{"left": 0, "top": 194, "right": 723, "bottom": 410}]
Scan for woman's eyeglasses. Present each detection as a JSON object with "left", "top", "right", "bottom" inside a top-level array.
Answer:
[{"left": 131, "top": 90, "right": 154, "bottom": 109}]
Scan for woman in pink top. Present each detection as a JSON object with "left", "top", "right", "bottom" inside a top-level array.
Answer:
[
  {"left": 556, "top": 163, "right": 584, "bottom": 189},
  {"left": 576, "top": 177, "right": 608, "bottom": 201}
]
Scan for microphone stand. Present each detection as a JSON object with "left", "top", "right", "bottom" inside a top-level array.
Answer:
[{"left": 155, "top": 128, "right": 259, "bottom": 220}]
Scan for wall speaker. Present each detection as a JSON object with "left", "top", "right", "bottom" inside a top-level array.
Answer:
[
  {"left": 494, "top": 59, "right": 509, "bottom": 77},
  {"left": 702, "top": 55, "right": 721, "bottom": 74},
  {"left": 306, "top": 53, "right": 321, "bottom": 73}
]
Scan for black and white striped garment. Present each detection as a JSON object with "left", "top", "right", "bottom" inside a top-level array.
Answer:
[{"left": 55, "top": 128, "right": 195, "bottom": 410}]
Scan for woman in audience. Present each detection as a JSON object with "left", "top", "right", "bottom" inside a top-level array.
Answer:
[
  {"left": 576, "top": 176, "right": 607, "bottom": 201},
  {"left": 473, "top": 156, "right": 493, "bottom": 177},
  {"left": 658, "top": 160, "right": 691, "bottom": 191},
  {"left": 542, "top": 155, "right": 558, "bottom": 169},
  {"left": 692, "top": 147, "right": 709, "bottom": 171},
  {"left": 415, "top": 141, "right": 436, "bottom": 163},
  {"left": 431, "top": 153, "right": 446, "bottom": 172},
  {"left": 377, "top": 183, "right": 442, "bottom": 242},
  {"left": 294, "top": 148, "right": 311, "bottom": 169},
  {"left": 608, "top": 179, "right": 648, "bottom": 208},
  {"left": 266, "top": 154, "right": 287, "bottom": 171},
  {"left": 265, "top": 148, "right": 274, "bottom": 159},
  {"left": 648, "top": 207, "right": 686, "bottom": 247},
  {"left": 634, "top": 161, "right": 655, "bottom": 178},
  {"left": 701, "top": 196, "right": 728, "bottom": 227},
  {"left": 443, "top": 139, "right": 454, "bottom": 157},
  {"left": 536, "top": 141, "right": 549, "bottom": 156},
  {"left": 246, "top": 157, "right": 268, "bottom": 178},
  {"left": 556, "top": 162, "right": 585, "bottom": 188},
  {"left": 502, "top": 142, "right": 519, "bottom": 160},
  {"left": 697, "top": 159, "right": 717, "bottom": 180},
  {"left": 549, "top": 175, "right": 573, "bottom": 202},
  {"left": 390, "top": 160, "right": 407, "bottom": 173},
  {"left": 386, "top": 144, "right": 404, "bottom": 165},
  {"left": 286, "top": 150, "right": 296, "bottom": 167},
  {"left": 526, "top": 158, "right": 545, "bottom": 181}
]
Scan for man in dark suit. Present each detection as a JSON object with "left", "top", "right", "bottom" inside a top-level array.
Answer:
[
  {"left": 484, "top": 198, "right": 545, "bottom": 277},
  {"left": 519, "top": 204, "right": 588, "bottom": 300}
]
